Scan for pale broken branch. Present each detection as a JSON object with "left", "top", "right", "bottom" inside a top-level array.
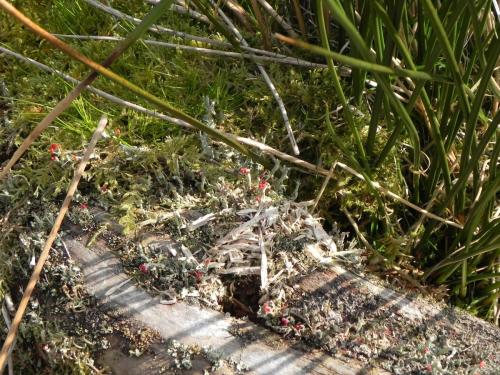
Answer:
[
  {"left": 53, "top": 34, "right": 326, "bottom": 68},
  {"left": 259, "top": 227, "right": 268, "bottom": 291},
  {"left": 208, "top": 0, "right": 300, "bottom": 155}
]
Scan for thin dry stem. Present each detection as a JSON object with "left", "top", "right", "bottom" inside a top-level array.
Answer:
[
  {"left": 1, "top": 303, "right": 14, "bottom": 375},
  {"left": 312, "top": 162, "right": 336, "bottom": 211},
  {"left": 83, "top": 0, "right": 291, "bottom": 59},
  {"left": 209, "top": 0, "right": 300, "bottom": 155},
  {"left": 0, "top": 116, "right": 108, "bottom": 372},
  {"left": 291, "top": 0, "right": 307, "bottom": 36},
  {"left": 84, "top": 0, "right": 228, "bottom": 47},
  {"left": 171, "top": 3, "right": 210, "bottom": 23},
  {"left": 222, "top": 0, "right": 254, "bottom": 30},
  {"left": 0, "top": 46, "right": 194, "bottom": 129},
  {"left": 53, "top": 34, "right": 326, "bottom": 68},
  {"left": 255, "top": 0, "right": 298, "bottom": 38},
  {"left": 259, "top": 227, "right": 268, "bottom": 290},
  {"left": 249, "top": 0, "right": 272, "bottom": 50}
]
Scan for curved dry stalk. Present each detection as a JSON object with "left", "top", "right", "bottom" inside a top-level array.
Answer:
[
  {"left": 53, "top": 34, "right": 327, "bottom": 68},
  {"left": 0, "top": 116, "right": 109, "bottom": 372},
  {"left": 1, "top": 46, "right": 463, "bottom": 230},
  {"left": 255, "top": 0, "right": 298, "bottom": 38},
  {"left": 208, "top": 0, "right": 300, "bottom": 155},
  {"left": 0, "top": 0, "right": 174, "bottom": 180}
]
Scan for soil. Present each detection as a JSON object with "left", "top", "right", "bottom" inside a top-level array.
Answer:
[{"left": 220, "top": 276, "right": 261, "bottom": 321}]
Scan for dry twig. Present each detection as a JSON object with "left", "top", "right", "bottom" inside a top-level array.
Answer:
[
  {"left": 84, "top": 0, "right": 292, "bottom": 59},
  {"left": 255, "top": 0, "right": 298, "bottom": 38},
  {"left": 0, "top": 116, "right": 108, "bottom": 372},
  {"left": 53, "top": 34, "right": 326, "bottom": 68},
  {"left": 170, "top": 3, "right": 210, "bottom": 23},
  {"left": 312, "top": 162, "right": 336, "bottom": 211},
  {"left": 1, "top": 303, "right": 14, "bottom": 375},
  {"left": 209, "top": 0, "right": 300, "bottom": 155}
]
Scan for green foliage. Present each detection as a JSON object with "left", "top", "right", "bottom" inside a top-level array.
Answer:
[
  {"left": 0, "top": 0, "right": 498, "bottom": 352},
  {"left": 286, "top": 0, "right": 499, "bottom": 320}
]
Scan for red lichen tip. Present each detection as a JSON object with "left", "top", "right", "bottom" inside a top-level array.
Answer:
[
  {"left": 239, "top": 167, "right": 251, "bottom": 175},
  {"left": 280, "top": 317, "right": 289, "bottom": 326},
  {"left": 258, "top": 178, "right": 268, "bottom": 190},
  {"left": 263, "top": 303, "right": 272, "bottom": 314},
  {"left": 138, "top": 263, "right": 149, "bottom": 274},
  {"left": 49, "top": 143, "right": 59, "bottom": 154}
]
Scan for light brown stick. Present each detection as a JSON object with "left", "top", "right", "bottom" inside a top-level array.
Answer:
[{"left": 0, "top": 116, "right": 108, "bottom": 372}]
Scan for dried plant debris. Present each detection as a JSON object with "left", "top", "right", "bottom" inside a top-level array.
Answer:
[
  {"left": 78, "top": 168, "right": 499, "bottom": 374},
  {"left": 100, "top": 183, "right": 362, "bottom": 313},
  {"left": 163, "top": 339, "right": 248, "bottom": 374}
]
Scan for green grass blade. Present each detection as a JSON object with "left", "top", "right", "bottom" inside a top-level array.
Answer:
[
  {"left": 456, "top": 32, "right": 500, "bottom": 212},
  {"left": 350, "top": 0, "right": 371, "bottom": 105},
  {"left": 366, "top": 0, "right": 404, "bottom": 157},
  {"left": 421, "top": 0, "right": 471, "bottom": 116},
  {"left": 317, "top": 0, "right": 367, "bottom": 168},
  {"left": 276, "top": 33, "right": 439, "bottom": 81},
  {"left": 0, "top": 1, "right": 270, "bottom": 168}
]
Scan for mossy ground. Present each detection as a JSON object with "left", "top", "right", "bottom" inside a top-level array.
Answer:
[{"left": 1, "top": 0, "right": 412, "bottom": 372}]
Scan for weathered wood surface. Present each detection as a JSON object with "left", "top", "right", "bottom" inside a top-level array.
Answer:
[
  {"left": 64, "top": 234, "right": 385, "bottom": 375},
  {"left": 64, "top": 219, "right": 500, "bottom": 374}
]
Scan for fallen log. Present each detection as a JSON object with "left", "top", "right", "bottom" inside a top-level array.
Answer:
[
  {"left": 63, "top": 219, "right": 500, "bottom": 374},
  {"left": 64, "top": 231, "right": 385, "bottom": 374}
]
